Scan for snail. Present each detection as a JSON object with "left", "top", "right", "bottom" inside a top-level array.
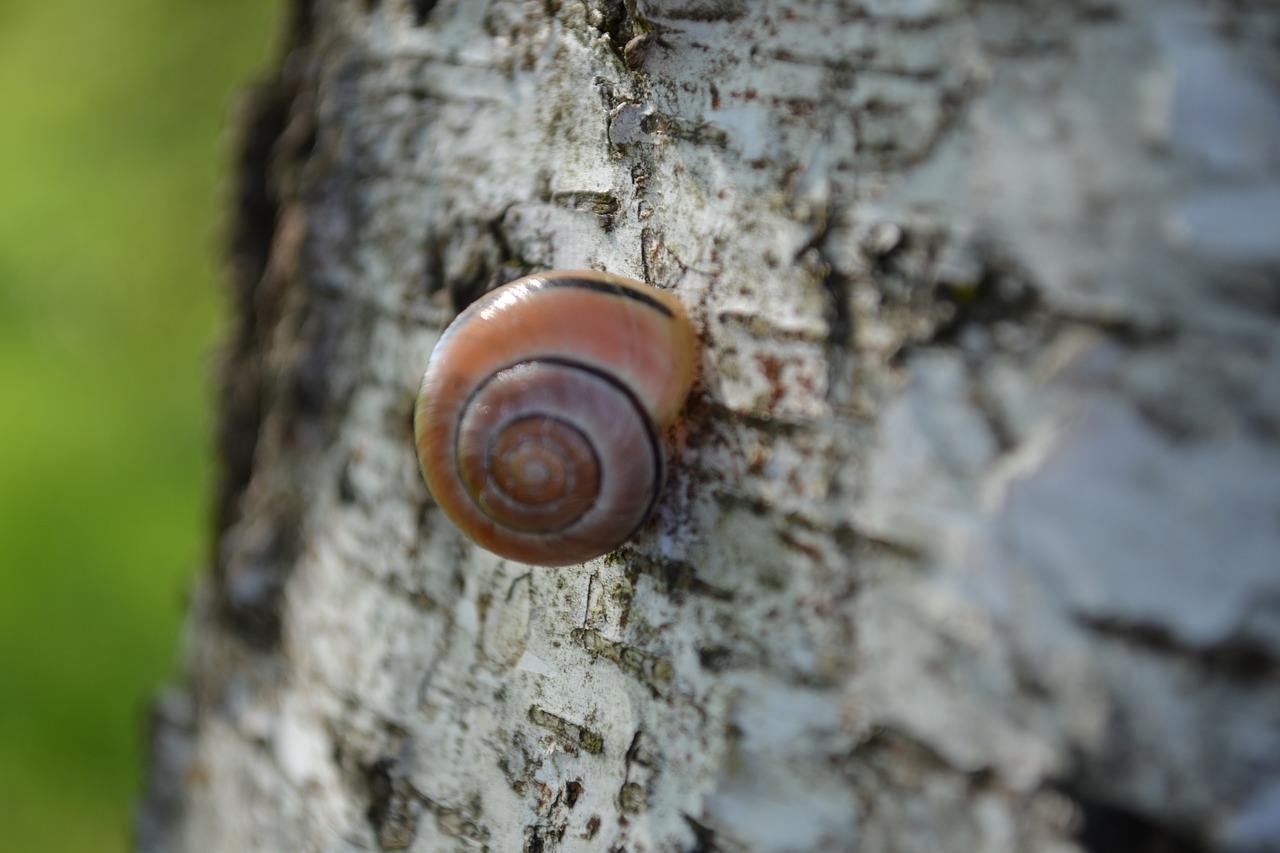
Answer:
[{"left": 414, "top": 270, "right": 698, "bottom": 566}]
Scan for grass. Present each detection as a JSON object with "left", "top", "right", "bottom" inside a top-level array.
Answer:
[{"left": 0, "top": 1, "right": 282, "bottom": 849}]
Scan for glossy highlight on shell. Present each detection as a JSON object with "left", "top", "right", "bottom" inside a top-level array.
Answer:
[{"left": 413, "top": 270, "right": 698, "bottom": 566}]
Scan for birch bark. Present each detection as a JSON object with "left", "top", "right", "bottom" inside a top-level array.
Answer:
[{"left": 139, "top": 1, "right": 1280, "bottom": 851}]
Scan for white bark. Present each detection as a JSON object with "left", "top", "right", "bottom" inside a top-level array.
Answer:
[{"left": 140, "top": 1, "right": 1280, "bottom": 851}]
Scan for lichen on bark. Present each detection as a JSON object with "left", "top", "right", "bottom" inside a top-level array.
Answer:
[{"left": 140, "top": 1, "right": 1280, "bottom": 851}]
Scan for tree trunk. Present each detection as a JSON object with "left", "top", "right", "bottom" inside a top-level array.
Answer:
[{"left": 139, "top": 1, "right": 1280, "bottom": 851}]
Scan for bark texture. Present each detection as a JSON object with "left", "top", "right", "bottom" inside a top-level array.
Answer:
[{"left": 140, "top": 1, "right": 1280, "bottom": 851}]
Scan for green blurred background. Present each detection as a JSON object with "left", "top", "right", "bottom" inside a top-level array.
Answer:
[{"left": 0, "top": 1, "right": 282, "bottom": 849}]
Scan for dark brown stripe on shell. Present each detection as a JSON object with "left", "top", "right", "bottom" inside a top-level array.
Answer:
[{"left": 528, "top": 275, "right": 676, "bottom": 318}]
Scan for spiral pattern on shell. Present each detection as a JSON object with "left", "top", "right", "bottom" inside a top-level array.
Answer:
[{"left": 413, "top": 270, "right": 698, "bottom": 566}]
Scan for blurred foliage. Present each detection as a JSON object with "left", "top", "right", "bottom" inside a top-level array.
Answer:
[{"left": 0, "top": 1, "right": 282, "bottom": 849}]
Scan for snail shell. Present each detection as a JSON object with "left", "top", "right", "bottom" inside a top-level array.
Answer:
[{"left": 414, "top": 270, "right": 698, "bottom": 566}]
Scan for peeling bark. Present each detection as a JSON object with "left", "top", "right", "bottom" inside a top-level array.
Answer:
[{"left": 140, "top": 1, "right": 1280, "bottom": 851}]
